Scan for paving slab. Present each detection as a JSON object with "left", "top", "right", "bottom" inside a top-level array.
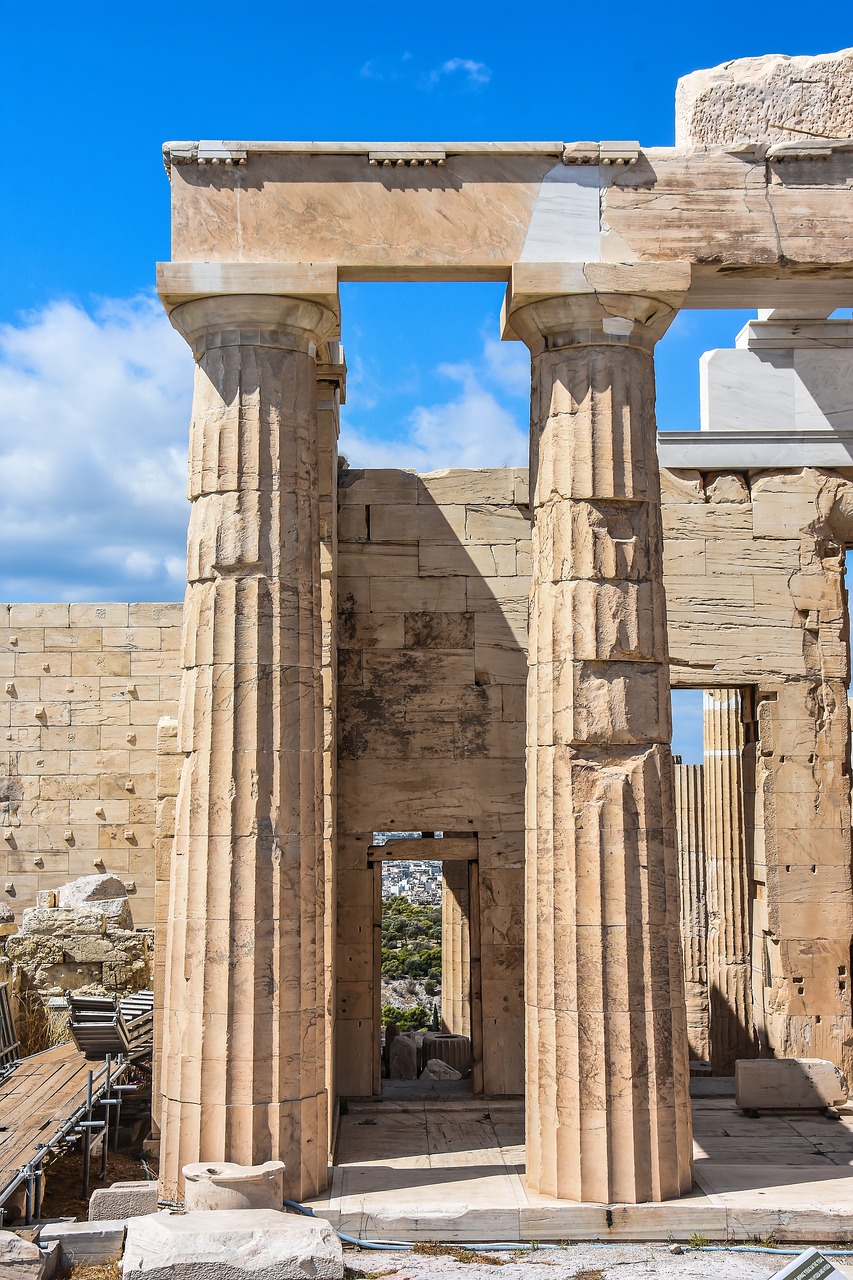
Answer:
[
  {"left": 311, "top": 1096, "right": 853, "bottom": 1244},
  {"left": 346, "top": 1245, "right": 853, "bottom": 1280}
]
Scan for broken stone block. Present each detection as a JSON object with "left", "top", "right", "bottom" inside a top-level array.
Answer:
[
  {"left": 182, "top": 1161, "right": 284, "bottom": 1211},
  {"left": 88, "top": 1180, "right": 159, "bottom": 1221},
  {"left": 58, "top": 872, "right": 127, "bottom": 906},
  {"left": 388, "top": 1032, "right": 418, "bottom": 1080},
  {"left": 676, "top": 48, "right": 853, "bottom": 148},
  {"left": 0, "top": 901, "right": 15, "bottom": 937},
  {"left": 0, "top": 1230, "right": 53, "bottom": 1279},
  {"left": 38, "top": 1218, "right": 126, "bottom": 1268},
  {"left": 4, "top": 935, "right": 64, "bottom": 968},
  {"left": 419, "top": 1057, "right": 462, "bottom": 1081},
  {"left": 122, "top": 1209, "right": 344, "bottom": 1280},
  {"left": 736, "top": 1057, "right": 848, "bottom": 1111},
  {"left": 19, "top": 908, "right": 106, "bottom": 938},
  {"left": 58, "top": 873, "right": 134, "bottom": 930}
]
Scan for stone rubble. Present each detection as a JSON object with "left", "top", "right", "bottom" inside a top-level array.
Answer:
[{"left": 0, "top": 872, "right": 150, "bottom": 1000}]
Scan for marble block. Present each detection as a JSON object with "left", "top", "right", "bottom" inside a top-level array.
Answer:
[
  {"left": 736, "top": 1058, "right": 848, "bottom": 1111},
  {"left": 700, "top": 320, "right": 853, "bottom": 434},
  {"left": 122, "top": 1209, "right": 344, "bottom": 1280},
  {"left": 676, "top": 47, "right": 853, "bottom": 147}
]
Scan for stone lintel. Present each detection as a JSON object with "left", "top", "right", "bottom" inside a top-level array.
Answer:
[{"left": 157, "top": 262, "right": 340, "bottom": 322}]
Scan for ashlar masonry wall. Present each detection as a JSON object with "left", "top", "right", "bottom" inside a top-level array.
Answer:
[
  {"left": 662, "top": 466, "right": 853, "bottom": 1075},
  {"left": 335, "top": 466, "right": 530, "bottom": 1097},
  {"left": 3, "top": 463, "right": 851, "bottom": 1084},
  {"left": 335, "top": 463, "right": 853, "bottom": 1087},
  {"left": 0, "top": 603, "right": 182, "bottom": 927}
]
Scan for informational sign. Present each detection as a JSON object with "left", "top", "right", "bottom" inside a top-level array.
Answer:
[{"left": 770, "top": 1248, "right": 848, "bottom": 1280}]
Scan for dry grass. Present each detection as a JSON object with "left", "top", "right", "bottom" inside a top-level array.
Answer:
[
  {"left": 411, "top": 1243, "right": 509, "bottom": 1265},
  {"left": 58, "top": 1263, "right": 120, "bottom": 1280},
  {"left": 14, "top": 990, "right": 71, "bottom": 1057}
]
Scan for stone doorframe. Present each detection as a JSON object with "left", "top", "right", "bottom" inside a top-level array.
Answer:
[{"left": 367, "top": 835, "right": 484, "bottom": 1095}]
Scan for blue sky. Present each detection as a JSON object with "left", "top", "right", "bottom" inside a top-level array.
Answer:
[{"left": 3, "top": 4, "right": 852, "bottom": 760}]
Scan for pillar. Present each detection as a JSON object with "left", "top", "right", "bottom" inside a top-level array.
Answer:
[
  {"left": 508, "top": 263, "right": 693, "bottom": 1203},
  {"left": 703, "top": 689, "right": 755, "bottom": 1072},
  {"left": 158, "top": 293, "right": 339, "bottom": 1201},
  {"left": 441, "top": 861, "right": 471, "bottom": 1037},
  {"left": 674, "top": 762, "right": 710, "bottom": 1063},
  {"left": 316, "top": 344, "right": 346, "bottom": 1130}
]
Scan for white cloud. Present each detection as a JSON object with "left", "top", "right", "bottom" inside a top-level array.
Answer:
[
  {"left": 0, "top": 295, "right": 192, "bottom": 601},
  {"left": 430, "top": 57, "right": 492, "bottom": 88},
  {"left": 0, "top": 297, "right": 530, "bottom": 602},
  {"left": 360, "top": 53, "right": 491, "bottom": 90},
  {"left": 359, "top": 51, "right": 413, "bottom": 82},
  {"left": 482, "top": 335, "right": 530, "bottom": 396},
  {"left": 340, "top": 343, "right": 528, "bottom": 471}
]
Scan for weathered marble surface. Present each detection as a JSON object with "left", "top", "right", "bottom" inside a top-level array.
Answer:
[
  {"left": 161, "top": 147, "right": 853, "bottom": 305},
  {"left": 158, "top": 294, "right": 338, "bottom": 1202},
  {"left": 511, "top": 282, "right": 693, "bottom": 1204},
  {"left": 676, "top": 48, "right": 853, "bottom": 147},
  {"left": 701, "top": 319, "right": 853, "bottom": 434}
]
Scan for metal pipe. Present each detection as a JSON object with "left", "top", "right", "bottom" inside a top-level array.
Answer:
[
  {"left": 101, "top": 1055, "right": 111, "bottom": 1180},
  {"left": 82, "top": 1068, "right": 93, "bottom": 1201},
  {"left": 0, "top": 1055, "right": 131, "bottom": 1219}
]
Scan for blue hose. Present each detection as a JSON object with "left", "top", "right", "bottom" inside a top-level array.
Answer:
[{"left": 283, "top": 1200, "right": 853, "bottom": 1257}]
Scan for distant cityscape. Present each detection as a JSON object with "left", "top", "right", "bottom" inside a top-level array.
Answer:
[{"left": 374, "top": 833, "right": 443, "bottom": 904}]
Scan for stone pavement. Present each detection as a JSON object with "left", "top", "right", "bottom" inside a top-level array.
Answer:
[
  {"left": 348, "top": 1244, "right": 853, "bottom": 1280},
  {"left": 313, "top": 1089, "right": 853, "bottom": 1245}
]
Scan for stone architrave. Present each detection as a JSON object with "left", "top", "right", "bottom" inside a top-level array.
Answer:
[
  {"left": 704, "top": 689, "right": 755, "bottom": 1073},
  {"left": 507, "top": 263, "right": 694, "bottom": 1204},
  {"left": 158, "top": 293, "right": 339, "bottom": 1201}
]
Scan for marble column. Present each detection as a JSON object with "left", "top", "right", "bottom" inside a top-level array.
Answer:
[
  {"left": 704, "top": 689, "right": 755, "bottom": 1073},
  {"left": 674, "top": 762, "right": 710, "bottom": 1063},
  {"left": 509, "top": 268, "right": 693, "bottom": 1203},
  {"left": 316, "top": 344, "right": 345, "bottom": 1129},
  {"left": 158, "top": 293, "right": 339, "bottom": 1201},
  {"left": 441, "top": 861, "right": 471, "bottom": 1037}
]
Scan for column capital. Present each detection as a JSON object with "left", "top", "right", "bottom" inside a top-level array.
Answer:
[
  {"left": 168, "top": 293, "right": 341, "bottom": 362},
  {"left": 502, "top": 260, "right": 690, "bottom": 354}
]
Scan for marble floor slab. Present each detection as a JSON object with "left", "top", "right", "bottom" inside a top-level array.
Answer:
[{"left": 309, "top": 1095, "right": 853, "bottom": 1243}]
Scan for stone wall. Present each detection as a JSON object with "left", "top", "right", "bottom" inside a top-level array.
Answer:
[
  {"left": 334, "top": 464, "right": 853, "bottom": 1083},
  {"left": 0, "top": 603, "right": 182, "bottom": 928},
  {"left": 662, "top": 466, "right": 853, "bottom": 1074},
  {"left": 4, "top": 464, "right": 851, "bottom": 1080},
  {"left": 335, "top": 467, "right": 530, "bottom": 1097}
]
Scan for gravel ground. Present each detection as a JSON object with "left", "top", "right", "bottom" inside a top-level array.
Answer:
[{"left": 345, "top": 1243, "right": 853, "bottom": 1279}]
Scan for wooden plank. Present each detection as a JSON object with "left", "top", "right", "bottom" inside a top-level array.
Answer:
[{"left": 0, "top": 1043, "right": 95, "bottom": 1194}]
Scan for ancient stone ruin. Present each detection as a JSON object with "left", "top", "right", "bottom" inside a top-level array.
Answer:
[{"left": 3, "top": 47, "right": 853, "bottom": 1214}]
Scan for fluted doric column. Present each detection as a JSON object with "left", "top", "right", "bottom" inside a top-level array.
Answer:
[
  {"left": 704, "top": 689, "right": 755, "bottom": 1072},
  {"left": 441, "top": 861, "right": 471, "bottom": 1037},
  {"left": 674, "top": 762, "right": 710, "bottom": 1063},
  {"left": 158, "top": 293, "right": 339, "bottom": 1201},
  {"left": 508, "top": 264, "right": 693, "bottom": 1203}
]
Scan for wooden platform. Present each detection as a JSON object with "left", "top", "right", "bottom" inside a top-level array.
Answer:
[{"left": 0, "top": 1042, "right": 95, "bottom": 1199}]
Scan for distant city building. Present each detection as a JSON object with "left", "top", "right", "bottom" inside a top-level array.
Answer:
[{"left": 374, "top": 833, "right": 443, "bottom": 904}]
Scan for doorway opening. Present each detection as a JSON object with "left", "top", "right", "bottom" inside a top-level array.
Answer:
[{"left": 369, "top": 831, "right": 482, "bottom": 1097}]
